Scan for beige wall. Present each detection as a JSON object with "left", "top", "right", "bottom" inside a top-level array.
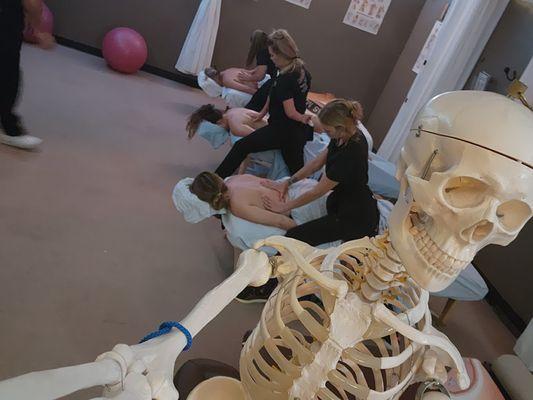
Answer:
[
  {"left": 46, "top": 0, "right": 425, "bottom": 118},
  {"left": 366, "top": 0, "right": 450, "bottom": 148}
]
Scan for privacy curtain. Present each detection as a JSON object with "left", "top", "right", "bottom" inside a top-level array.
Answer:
[
  {"left": 378, "top": 0, "right": 509, "bottom": 163},
  {"left": 175, "top": 0, "right": 222, "bottom": 75}
]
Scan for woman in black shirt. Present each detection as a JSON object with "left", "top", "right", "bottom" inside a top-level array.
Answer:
[
  {"left": 240, "top": 30, "right": 278, "bottom": 84},
  {"left": 262, "top": 99, "right": 379, "bottom": 246},
  {"left": 215, "top": 29, "right": 313, "bottom": 178},
  {"left": 239, "top": 30, "right": 278, "bottom": 111}
]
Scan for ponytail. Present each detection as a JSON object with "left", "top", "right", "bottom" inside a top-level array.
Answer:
[
  {"left": 190, "top": 171, "right": 230, "bottom": 210},
  {"left": 318, "top": 99, "right": 365, "bottom": 141},
  {"left": 268, "top": 29, "right": 305, "bottom": 79},
  {"left": 346, "top": 101, "right": 364, "bottom": 123},
  {"left": 246, "top": 30, "right": 269, "bottom": 68}
]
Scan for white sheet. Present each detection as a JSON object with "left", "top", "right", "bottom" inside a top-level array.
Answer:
[
  {"left": 175, "top": 0, "right": 221, "bottom": 75},
  {"left": 197, "top": 72, "right": 271, "bottom": 108},
  {"left": 224, "top": 179, "right": 394, "bottom": 255},
  {"left": 433, "top": 264, "right": 488, "bottom": 301}
]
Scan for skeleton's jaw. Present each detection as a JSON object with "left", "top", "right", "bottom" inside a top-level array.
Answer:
[{"left": 389, "top": 199, "right": 470, "bottom": 292}]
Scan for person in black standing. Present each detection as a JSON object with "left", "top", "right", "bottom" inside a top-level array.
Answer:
[
  {"left": 215, "top": 29, "right": 312, "bottom": 179},
  {"left": 0, "top": 0, "right": 54, "bottom": 150},
  {"left": 262, "top": 99, "right": 379, "bottom": 246},
  {"left": 237, "top": 29, "right": 278, "bottom": 112}
]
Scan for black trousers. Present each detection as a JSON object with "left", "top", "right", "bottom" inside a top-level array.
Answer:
[
  {"left": 245, "top": 79, "right": 272, "bottom": 112},
  {"left": 286, "top": 212, "right": 379, "bottom": 247},
  {"left": 215, "top": 122, "right": 311, "bottom": 179},
  {"left": 0, "top": 30, "right": 23, "bottom": 135}
]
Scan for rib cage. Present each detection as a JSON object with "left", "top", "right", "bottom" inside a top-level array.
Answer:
[{"left": 240, "top": 235, "right": 431, "bottom": 400}]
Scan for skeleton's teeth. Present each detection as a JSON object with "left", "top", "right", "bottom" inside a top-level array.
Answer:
[{"left": 408, "top": 212, "right": 470, "bottom": 279}]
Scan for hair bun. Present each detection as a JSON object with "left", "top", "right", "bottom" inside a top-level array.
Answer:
[{"left": 348, "top": 101, "right": 364, "bottom": 122}]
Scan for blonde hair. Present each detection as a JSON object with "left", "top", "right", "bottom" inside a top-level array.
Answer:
[
  {"left": 190, "top": 171, "right": 230, "bottom": 210},
  {"left": 268, "top": 29, "right": 305, "bottom": 77},
  {"left": 318, "top": 99, "right": 364, "bottom": 140}
]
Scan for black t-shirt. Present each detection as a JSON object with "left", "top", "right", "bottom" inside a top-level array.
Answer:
[
  {"left": 0, "top": 0, "right": 24, "bottom": 41},
  {"left": 268, "top": 68, "right": 312, "bottom": 125},
  {"left": 256, "top": 48, "right": 278, "bottom": 79},
  {"left": 325, "top": 133, "right": 376, "bottom": 219}
]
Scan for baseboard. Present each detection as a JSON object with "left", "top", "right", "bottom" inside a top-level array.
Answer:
[
  {"left": 54, "top": 36, "right": 199, "bottom": 89},
  {"left": 474, "top": 262, "right": 527, "bottom": 337}
]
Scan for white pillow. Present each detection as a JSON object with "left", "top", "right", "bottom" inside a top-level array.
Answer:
[{"left": 197, "top": 69, "right": 223, "bottom": 98}]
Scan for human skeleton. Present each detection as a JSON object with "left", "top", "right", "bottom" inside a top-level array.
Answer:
[{"left": 0, "top": 91, "right": 531, "bottom": 400}]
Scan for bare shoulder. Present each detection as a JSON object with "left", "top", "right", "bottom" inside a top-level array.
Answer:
[{"left": 228, "top": 191, "right": 251, "bottom": 218}]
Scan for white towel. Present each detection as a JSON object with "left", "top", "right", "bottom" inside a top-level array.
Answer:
[
  {"left": 197, "top": 69, "right": 223, "bottom": 98},
  {"left": 172, "top": 178, "right": 225, "bottom": 223}
]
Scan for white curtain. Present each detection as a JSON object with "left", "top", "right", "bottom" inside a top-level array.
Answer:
[
  {"left": 377, "top": 0, "right": 509, "bottom": 163},
  {"left": 175, "top": 0, "right": 222, "bottom": 75}
]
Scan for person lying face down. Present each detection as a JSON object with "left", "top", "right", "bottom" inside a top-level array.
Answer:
[
  {"left": 204, "top": 67, "right": 259, "bottom": 95},
  {"left": 186, "top": 104, "right": 267, "bottom": 140},
  {"left": 190, "top": 171, "right": 297, "bottom": 231}
]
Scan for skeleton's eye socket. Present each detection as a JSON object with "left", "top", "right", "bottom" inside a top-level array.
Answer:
[
  {"left": 496, "top": 200, "right": 532, "bottom": 232},
  {"left": 442, "top": 176, "right": 490, "bottom": 209}
]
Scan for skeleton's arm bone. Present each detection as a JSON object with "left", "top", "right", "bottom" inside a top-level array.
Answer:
[
  {"left": 255, "top": 236, "right": 348, "bottom": 297},
  {"left": 0, "top": 360, "right": 122, "bottom": 400},
  {"left": 372, "top": 303, "right": 469, "bottom": 389},
  {"left": 0, "top": 249, "right": 272, "bottom": 400},
  {"left": 183, "top": 248, "right": 271, "bottom": 336}
]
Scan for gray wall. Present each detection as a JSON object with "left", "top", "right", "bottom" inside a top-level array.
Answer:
[
  {"left": 46, "top": 0, "right": 199, "bottom": 72},
  {"left": 475, "top": 223, "right": 533, "bottom": 324},
  {"left": 465, "top": 0, "right": 533, "bottom": 95},
  {"left": 213, "top": 0, "right": 425, "bottom": 117},
  {"left": 466, "top": 0, "right": 533, "bottom": 325},
  {"left": 366, "top": 0, "right": 450, "bottom": 148},
  {"left": 46, "top": 0, "right": 426, "bottom": 118}
]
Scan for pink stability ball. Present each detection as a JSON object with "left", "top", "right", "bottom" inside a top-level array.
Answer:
[
  {"left": 23, "top": 1, "right": 54, "bottom": 44},
  {"left": 102, "top": 28, "right": 148, "bottom": 74}
]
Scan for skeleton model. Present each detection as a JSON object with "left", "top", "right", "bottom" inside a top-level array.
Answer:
[{"left": 0, "top": 91, "right": 531, "bottom": 400}]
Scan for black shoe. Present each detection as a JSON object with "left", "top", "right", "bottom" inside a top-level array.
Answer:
[{"left": 236, "top": 278, "right": 278, "bottom": 304}]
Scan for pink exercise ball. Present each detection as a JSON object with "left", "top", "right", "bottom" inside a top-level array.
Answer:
[
  {"left": 102, "top": 28, "right": 148, "bottom": 74},
  {"left": 23, "top": 1, "right": 54, "bottom": 44}
]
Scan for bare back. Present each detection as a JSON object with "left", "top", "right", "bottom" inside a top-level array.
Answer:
[
  {"left": 226, "top": 175, "right": 281, "bottom": 211},
  {"left": 226, "top": 108, "right": 267, "bottom": 137},
  {"left": 220, "top": 68, "right": 258, "bottom": 94}
]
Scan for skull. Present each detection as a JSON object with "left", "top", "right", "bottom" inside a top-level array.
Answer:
[{"left": 389, "top": 91, "right": 533, "bottom": 292}]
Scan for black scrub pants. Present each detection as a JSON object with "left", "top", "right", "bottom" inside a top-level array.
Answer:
[
  {"left": 0, "top": 19, "right": 23, "bottom": 136},
  {"left": 215, "top": 121, "right": 312, "bottom": 179},
  {"left": 245, "top": 79, "right": 272, "bottom": 112},
  {"left": 286, "top": 210, "right": 379, "bottom": 247}
]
